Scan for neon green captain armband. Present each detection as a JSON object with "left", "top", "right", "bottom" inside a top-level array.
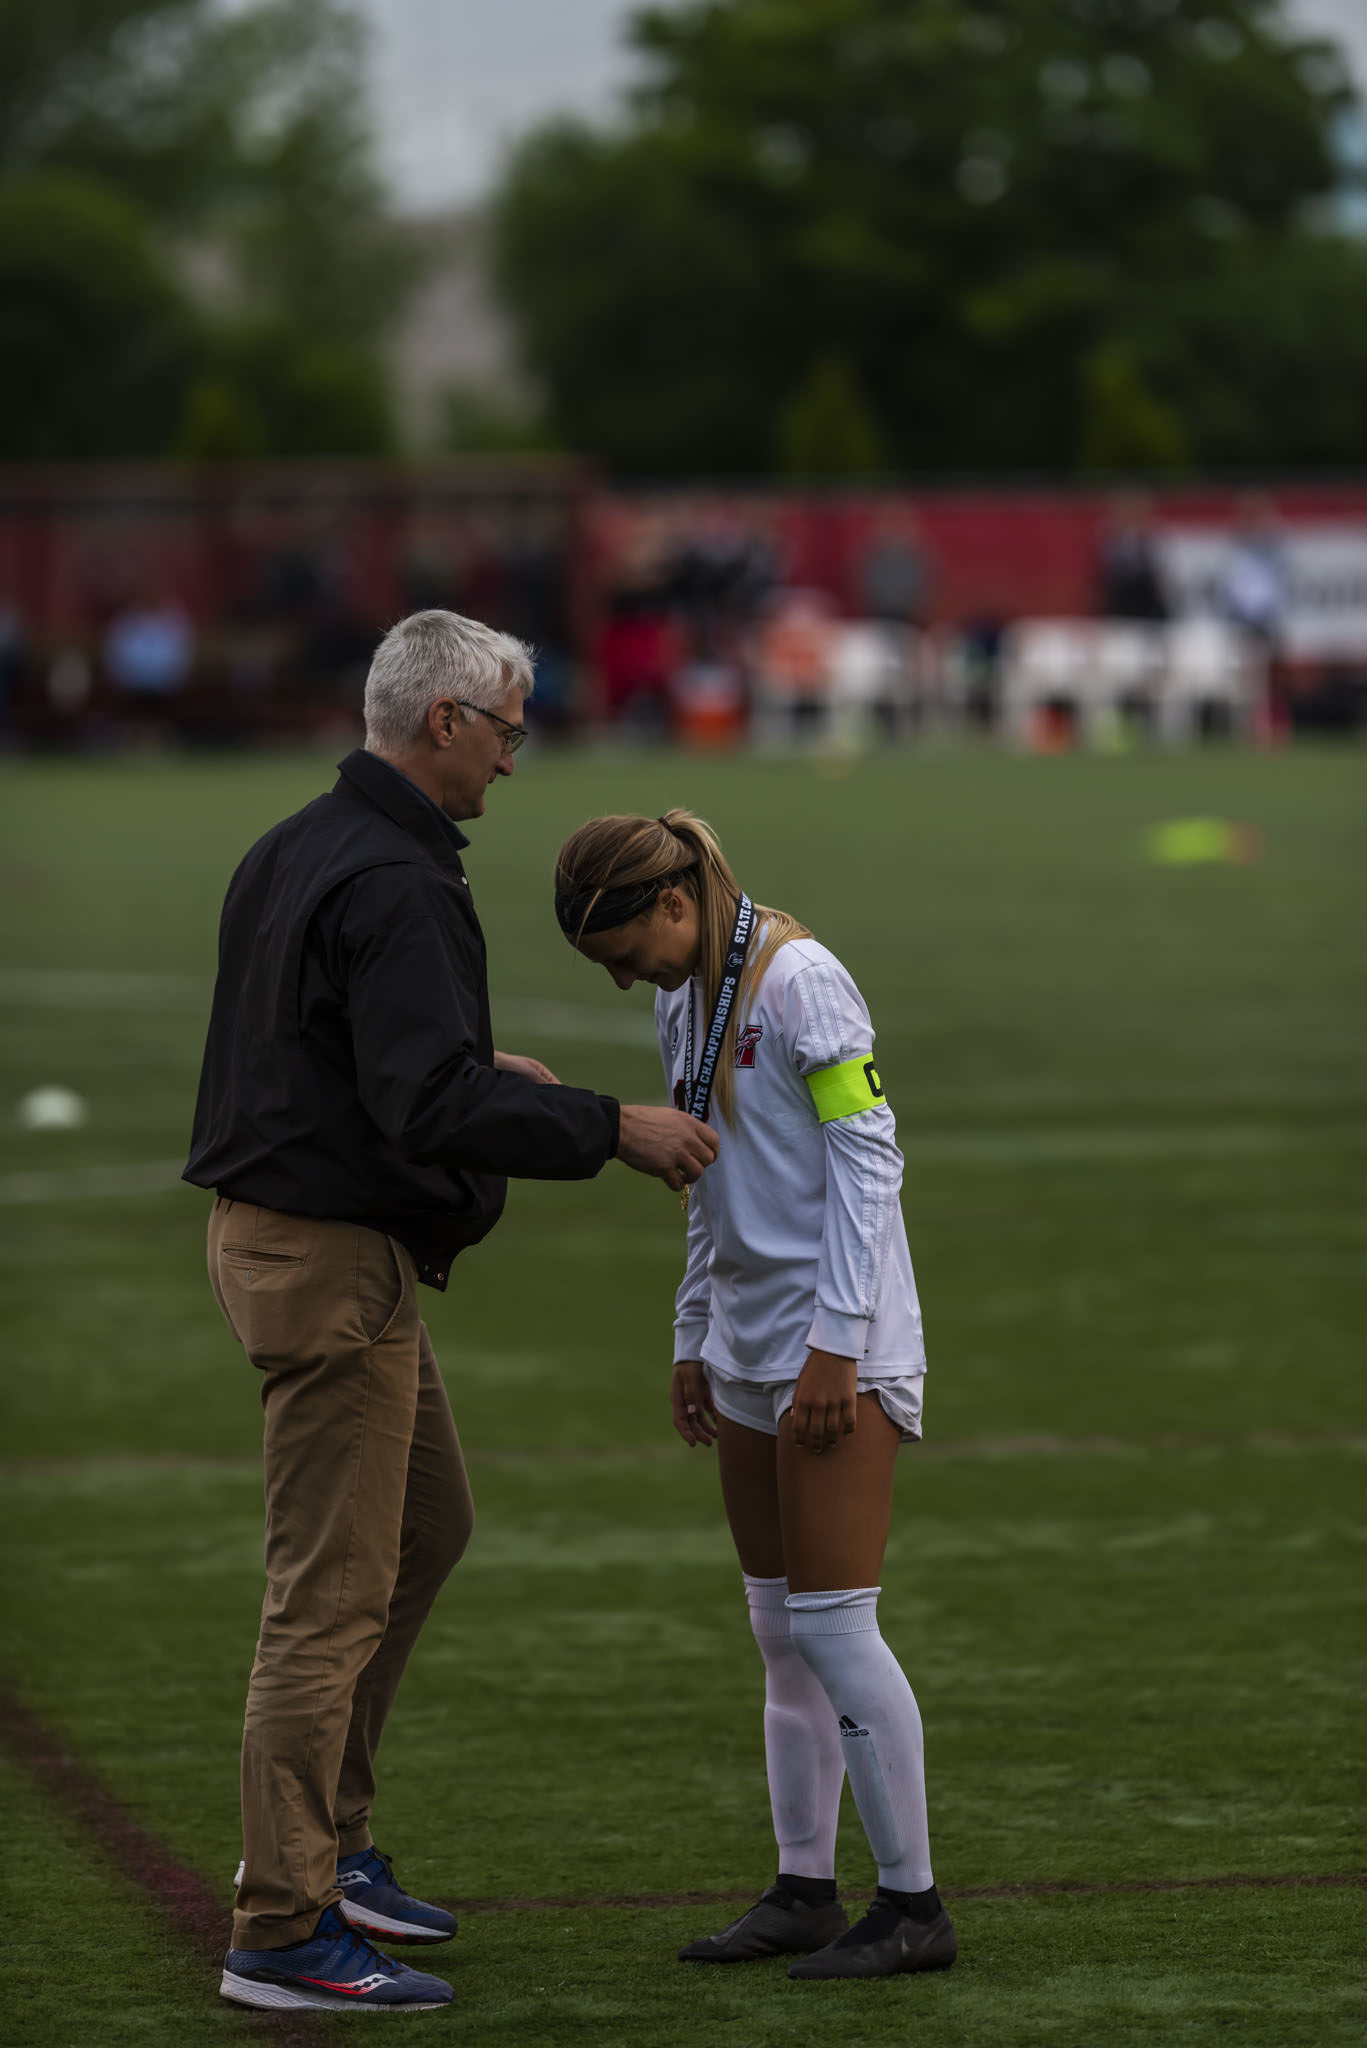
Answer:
[{"left": 806, "top": 1054, "right": 887, "bottom": 1123}]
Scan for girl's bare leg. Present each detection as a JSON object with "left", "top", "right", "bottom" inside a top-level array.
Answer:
[
  {"left": 715, "top": 1410, "right": 785, "bottom": 1574},
  {"left": 778, "top": 1391, "right": 900, "bottom": 1593}
]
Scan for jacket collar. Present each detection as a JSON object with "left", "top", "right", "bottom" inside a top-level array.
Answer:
[{"left": 335, "top": 749, "right": 471, "bottom": 863}]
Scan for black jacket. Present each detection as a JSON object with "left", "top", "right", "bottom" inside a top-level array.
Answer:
[{"left": 184, "top": 749, "right": 620, "bottom": 1287}]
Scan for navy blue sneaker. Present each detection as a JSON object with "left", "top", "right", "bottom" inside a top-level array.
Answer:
[
  {"left": 232, "top": 1848, "right": 458, "bottom": 1946},
  {"left": 336, "top": 1846, "right": 459, "bottom": 1945},
  {"left": 220, "top": 1903, "right": 453, "bottom": 2012}
]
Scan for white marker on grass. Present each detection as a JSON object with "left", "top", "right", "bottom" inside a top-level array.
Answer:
[{"left": 15, "top": 1086, "right": 90, "bottom": 1131}]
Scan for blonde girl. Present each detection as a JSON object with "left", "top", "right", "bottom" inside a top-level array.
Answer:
[{"left": 553, "top": 809, "right": 955, "bottom": 1981}]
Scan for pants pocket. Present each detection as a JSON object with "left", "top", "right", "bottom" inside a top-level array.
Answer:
[
  {"left": 220, "top": 1245, "right": 308, "bottom": 1281},
  {"left": 355, "top": 1235, "right": 407, "bottom": 1346},
  {"left": 216, "top": 1243, "right": 317, "bottom": 1373}
]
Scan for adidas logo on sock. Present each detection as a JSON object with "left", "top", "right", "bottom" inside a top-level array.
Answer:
[{"left": 838, "top": 1714, "right": 869, "bottom": 1738}]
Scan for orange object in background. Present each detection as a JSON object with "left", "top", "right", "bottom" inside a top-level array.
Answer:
[
  {"left": 755, "top": 590, "right": 836, "bottom": 697},
  {"left": 1030, "top": 701, "right": 1076, "bottom": 752},
  {"left": 671, "top": 661, "right": 746, "bottom": 749}
]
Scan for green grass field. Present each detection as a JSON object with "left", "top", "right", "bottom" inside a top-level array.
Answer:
[{"left": 1, "top": 743, "right": 1364, "bottom": 2046}]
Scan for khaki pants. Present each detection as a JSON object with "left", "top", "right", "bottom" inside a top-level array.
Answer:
[{"left": 207, "top": 1198, "right": 474, "bottom": 1950}]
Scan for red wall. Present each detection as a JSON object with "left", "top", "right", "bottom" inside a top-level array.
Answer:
[
  {"left": 3, "top": 466, "right": 1367, "bottom": 637},
  {"left": 609, "top": 483, "right": 1367, "bottom": 626}
]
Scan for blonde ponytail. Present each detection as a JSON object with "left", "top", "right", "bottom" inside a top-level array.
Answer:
[{"left": 555, "top": 808, "right": 809, "bottom": 1127}]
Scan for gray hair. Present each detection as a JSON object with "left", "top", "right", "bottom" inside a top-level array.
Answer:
[{"left": 363, "top": 609, "right": 536, "bottom": 754}]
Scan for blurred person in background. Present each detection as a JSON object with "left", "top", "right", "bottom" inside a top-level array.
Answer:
[
  {"left": 0, "top": 598, "right": 32, "bottom": 748},
  {"left": 492, "top": 504, "right": 576, "bottom": 738},
  {"left": 858, "top": 507, "right": 933, "bottom": 631},
  {"left": 750, "top": 586, "right": 837, "bottom": 744},
  {"left": 1097, "top": 493, "right": 1171, "bottom": 622},
  {"left": 102, "top": 589, "right": 196, "bottom": 740},
  {"left": 554, "top": 809, "right": 955, "bottom": 1984},
  {"left": 596, "top": 510, "right": 682, "bottom": 734},
  {"left": 184, "top": 610, "right": 717, "bottom": 2015},
  {"left": 1221, "top": 493, "right": 1290, "bottom": 645},
  {"left": 664, "top": 498, "right": 781, "bottom": 662},
  {"left": 849, "top": 508, "right": 935, "bottom": 741},
  {"left": 397, "top": 514, "right": 466, "bottom": 616},
  {"left": 1221, "top": 494, "right": 1291, "bottom": 735}
]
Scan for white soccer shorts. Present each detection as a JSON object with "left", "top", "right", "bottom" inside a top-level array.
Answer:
[{"left": 702, "top": 1364, "right": 924, "bottom": 1444}]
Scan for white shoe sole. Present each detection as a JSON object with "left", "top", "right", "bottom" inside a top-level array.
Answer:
[
  {"left": 340, "top": 1899, "right": 455, "bottom": 1944},
  {"left": 220, "top": 1969, "right": 448, "bottom": 2012}
]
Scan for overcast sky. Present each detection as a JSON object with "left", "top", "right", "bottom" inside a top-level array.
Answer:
[{"left": 347, "top": 0, "right": 1367, "bottom": 213}]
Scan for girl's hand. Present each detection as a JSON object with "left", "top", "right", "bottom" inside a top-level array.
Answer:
[
  {"left": 790, "top": 1350, "right": 857, "bottom": 1455},
  {"left": 671, "top": 1360, "right": 718, "bottom": 1448},
  {"left": 494, "top": 1050, "right": 560, "bottom": 1085}
]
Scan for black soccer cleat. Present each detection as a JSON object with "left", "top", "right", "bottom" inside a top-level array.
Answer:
[
  {"left": 787, "top": 1893, "right": 957, "bottom": 1979},
  {"left": 678, "top": 1884, "right": 849, "bottom": 1963}
]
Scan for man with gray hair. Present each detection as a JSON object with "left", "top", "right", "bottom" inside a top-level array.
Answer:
[{"left": 186, "top": 610, "right": 717, "bottom": 2015}]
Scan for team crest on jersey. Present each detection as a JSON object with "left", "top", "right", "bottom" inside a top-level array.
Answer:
[{"left": 735, "top": 1024, "right": 763, "bottom": 1068}]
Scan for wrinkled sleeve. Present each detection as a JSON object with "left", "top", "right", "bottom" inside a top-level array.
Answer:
[
  {"left": 672, "top": 1188, "right": 715, "bottom": 1363},
  {"left": 341, "top": 869, "right": 619, "bottom": 1179},
  {"left": 782, "top": 958, "right": 904, "bottom": 1361},
  {"left": 654, "top": 988, "right": 715, "bottom": 1361}
]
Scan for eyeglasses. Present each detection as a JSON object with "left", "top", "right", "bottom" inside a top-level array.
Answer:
[{"left": 455, "top": 699, "right": 527, "bottom": 754}]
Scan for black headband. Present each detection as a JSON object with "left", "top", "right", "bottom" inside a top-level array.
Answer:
[{"left": 555, "top": 868, "right": 691, "bottom": 939}]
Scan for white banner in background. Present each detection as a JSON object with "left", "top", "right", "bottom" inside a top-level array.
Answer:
[{"left": 1157, "top": 525, "right": 1367, "bottom": 660}]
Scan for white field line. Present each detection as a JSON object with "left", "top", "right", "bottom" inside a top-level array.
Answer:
[
  {"left": 0, "top": 1120, "right": 1353, "bottom": 1206},
  {"left": 4, "top": 973, "right": 1366, "bottom": 1108},
  {"left": 496, "top": 998, "right": 657, "bottom": 1048},
  {"left": 461, "top": 1429, "right": 1367, "bottom": 1465},
  {"left": 908, "top": 1122, "right": 1364, "bottom": 1165},
  {"left": 0, "top": 1160, "right": 189, "bottom": 1204},
  {"left": 0, "top": 968, "right": 212, "bottom": 1009},
  {"left": 0, "top": 969, "right": 657, "bottom": 1047},
  {"left": 5, "top": 1430, "right": 1364, "bottom": 1479}
]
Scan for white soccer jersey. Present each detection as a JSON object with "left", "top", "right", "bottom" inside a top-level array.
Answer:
[{"left": 655, "top": 933, "right": 925, "bottom": 1384}]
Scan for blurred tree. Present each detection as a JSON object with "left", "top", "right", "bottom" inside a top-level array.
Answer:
[
  {"left": 778, "top": 356, "right": 887, "bottom": 475},
  {"left": 492, "top": 0, "right": 1367, "bottom": 474},
  {"left": 439, "top": 382, "right": 561, "bottom": 457},
  {"left": 1132, "top": 228, "right": 1367, "bottom": 466},
  {"left": 173, "top": 375, "right": 271, "bottom": 463},
  {"left": 1076, "top": 344, "right": 1189, "bottom": 474},
  {"left": 0, "top": 0, "right": 410, "bottom": 457},
  {"left": 175, "top": 324, "right": 395, "bottom": 460},
  {"left": 0, "top": 175, "right": 196, "bottom": 458}
]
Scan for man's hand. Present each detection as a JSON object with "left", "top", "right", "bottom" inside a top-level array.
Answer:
[
  {"left": 671, "top": 1359, "right": 718, "bottom": 1448},
  {"left": 494, "top": 1050, "right": 560, "bottom": 1085},
  {"left": 790, "top": 1350, "right": 858, "bottom": 1455},
  {"left": 616, "top": 1104, "right": 719, "bottom": 1190}
]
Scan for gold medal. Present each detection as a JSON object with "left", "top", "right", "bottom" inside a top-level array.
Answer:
[{"left": 680, "top": 1183, "right": 690, "bottom": 1215}]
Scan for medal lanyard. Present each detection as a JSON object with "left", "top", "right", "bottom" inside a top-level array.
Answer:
[{"left": 681, "top": 891, "right": 755, "bottom": 1209}]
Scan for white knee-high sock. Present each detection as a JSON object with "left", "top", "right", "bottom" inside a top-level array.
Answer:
[
  {"left": 786, "top": 1586, "right": 934, "bottom": 1893},
  {"left": 743, "top": 1574, "right": 846, "bottom": 1879}
]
